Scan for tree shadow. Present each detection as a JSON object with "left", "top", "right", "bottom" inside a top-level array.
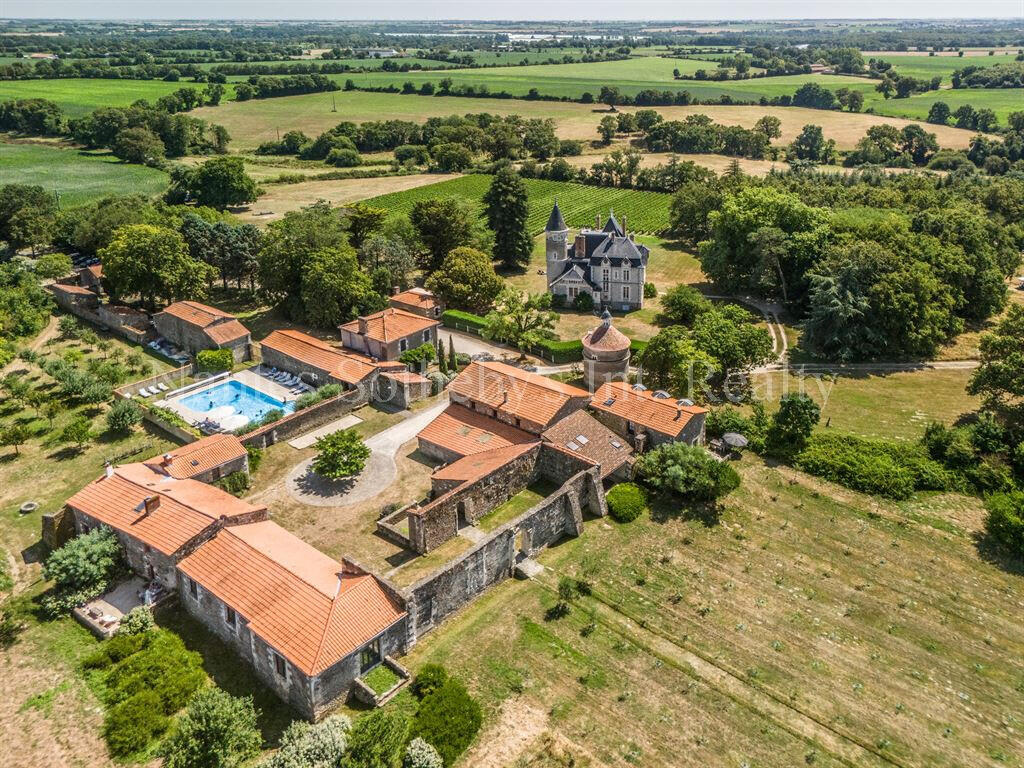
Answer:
[
  {"left": 649, "top": 495, "right": 723, "bottom": 527},
  {"left": 47, "top": 446, "right": 85, "bottom": 461},
  {"left": 973, "top": 531, "right": 1024, "bottom": 577}
]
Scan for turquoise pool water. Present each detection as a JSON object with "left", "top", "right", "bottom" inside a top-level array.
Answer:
[{"left": 179, "top": 380, "right": 294, "bottom": 424}]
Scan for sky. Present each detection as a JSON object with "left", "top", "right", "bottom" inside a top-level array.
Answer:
[{"left": 3, "top": 0, "right": 1023, "bottom": 20}]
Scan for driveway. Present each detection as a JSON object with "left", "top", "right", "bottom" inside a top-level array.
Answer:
[
  {"left": 285, "top": 398, "right": 448, "bottom": 507},
  {"left": 438, "top": 328, "right": 542, "bottom": 364}
]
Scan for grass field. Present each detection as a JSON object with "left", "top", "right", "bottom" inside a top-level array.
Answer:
[
  {"left": 871, "top": 52, "right": 1017, "bottom": 79},
  {"left": 397, "top": 450, "right": 1023, "bottom": 767},
  {"left": 0, "top": 142, "right": 168, "bottom": 207},
  {"left": 361, "top": 173, "right": 674, "bottom": 234},
  {"left": 0, "top": 78, "right": 209, "bottom": 117}
]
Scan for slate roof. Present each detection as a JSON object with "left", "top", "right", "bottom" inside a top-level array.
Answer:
[
  {"left": 449, "top": 361, "right": 589, "bottom": 429},
  {"left": 178, "top": 520, "right": 406, "bottom": 676},
  {"left": 143, "top": 434, "right": 247, "bottom": 480},
  {"left": 590, "top": 381, "right": 708, "bottom": 439},
  {"left": 417, "top": 403, "right": 535, "bottom": 458},
  {"left": 541, "top": 410, "right": 632, "bottom": 478},
  {"left": 546, "top": 201, "right": 567, "bottom": 232}
]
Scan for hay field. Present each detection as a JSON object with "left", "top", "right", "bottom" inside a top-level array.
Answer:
[{"left": 0, "top": 78, "right": 208, "bottom": 117}]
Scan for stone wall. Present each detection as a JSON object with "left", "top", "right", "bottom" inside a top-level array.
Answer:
[
  {"left": 71, "top": 509, "right": 180, "bottom": 589},
  {"left": 153, "top": 313, "right": 250, "bottom": 361},
  {"left": 41, "top": 507, "right": 75, "bottom": 550},
  {"left": 591, "top": 409, "right": 706, "bottom": 450},
  {"left": 403, "top": 465, "right": 602, "bottom": 644},
  {"left": 113, "top": 364, "right": 195, "bottom": 401},
  {"left": 376, "top": 373, "right": 431, "bottom": 410},
  {"left": 408, "top": 444, "right": 541, "bottom": 554},
  {"left": 240, "top": 389, "right": 367, "bottom": 448}
]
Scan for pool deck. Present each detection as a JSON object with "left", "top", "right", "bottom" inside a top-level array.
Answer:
[{"left": 155, "top": 367, "right": 299, "bottom": 430}]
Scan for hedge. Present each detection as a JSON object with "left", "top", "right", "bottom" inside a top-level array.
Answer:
[
  {"left": 196, "top": 348, "right": 234, "bottom": 372},
  {"left": 441, "top": 309, "right": 487, "bottom": 334}
]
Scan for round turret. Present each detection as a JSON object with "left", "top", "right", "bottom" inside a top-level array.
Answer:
[{"left": 582, "top": 310, "right": 630, "bottom": 390}]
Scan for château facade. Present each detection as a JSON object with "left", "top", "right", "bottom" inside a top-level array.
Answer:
[{"left": 544, "top": 203, "right": 650, "bottom": 311}]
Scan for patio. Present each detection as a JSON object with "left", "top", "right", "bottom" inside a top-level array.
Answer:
[{"left": 71, "top": 576, "right": 168, "bottom": 638}]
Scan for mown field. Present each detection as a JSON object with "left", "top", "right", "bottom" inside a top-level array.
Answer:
[
  {"left": 0, "top": 78, "right": 210, "bottom": 117},
  {"left": 0, "top": 142, "right": 168, "bottom": 207},
  {"left": 870, "top": 51, "right": 1018, "bottom": 79},
  {"left": 362, "top": 173, "right": 673, "bottom": 234}
]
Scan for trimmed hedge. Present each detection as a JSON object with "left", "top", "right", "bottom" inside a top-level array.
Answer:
[
  {"left": 606, "top": 482, "right": 647, "bottom": 523},
  {"left": 441, "top": 309, "right": 487, "bottom": 334},
  {"left": 531, "top": 338, "right": 583, "bottom": 363}
]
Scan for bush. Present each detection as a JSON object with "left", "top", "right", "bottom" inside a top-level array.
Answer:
[
  {"left": 116, "top": 606, "right": 154, "bottom": 636},
  {"left": 984, "top": 491, "right": 1024, "bottom": 558},
  {"left": 104, "top": 690, "right": 171, "bottom": 758},
  {"left": 411, "top": 678, "right": 482, "bottom": 767},
  {"left": 636, "top": 442, "right": 740, "bottom": 502},
  {"left": 246, "top": 444, "right": 263, "bottom": 473},
  {"left": 643, "top": 282, "right": 657, "bottom": 298},
  {"left": 217, "top": 471, "right": 251, "bottom": 496},
  {"left": 606, "top": 482, "right": 647, "bottom": 523},
  {"left": 294, "top": 382, "right": 343, "bottom": 411},
  {"left": 83, "top": 630, "right": 152, "bottom": 670},
  {"left": 161, "top": 688, "right": 262, "bottom": 768},
  {"left": 342, "top": 708, "right": 409, "bottom": 768},
  {"left": 107, "top": 398, "right": 143, "bottom": 434},
  {"left": 572, "top": 292, "right": 595, "bottom": 311},
  {"left": 196, "top": 348, "right": 234, "bottom": 372},
  {"left": 441, "top": 309, "right": 488, "bottom": 334},
  {"left": 264, "top": 714, "right": 351, "bottom": 768},
  {"left": 41, "top": 527, "right": 123, "bottom": 616},
  {"left": 399, "top": 342, "right": 436, "bottom": 368},
  {"left": 404, "top": 738, "right": 443, "bottom": 768},
  {"left": 411, "top": 663, "right": 449, "bottom": 700},
  {"left": 706, "top": 406, "right": 753, "bottom": 439},
  {"left": 105, "top": 631, "right": 205, "bottom": 714},
  {"left": 327, "top": 148, "right": 362, "bottom": 167}
]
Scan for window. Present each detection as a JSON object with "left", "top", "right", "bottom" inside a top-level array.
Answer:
[
  {"left": 623, "top": 269, "right": 630, "bottom": 281},
  {"left": 211, "top": 466, "right": 221, "bottom": 481},
  {"left": 602, "top": 269, "right": 610, "bottom": 292},
  {"left": 613, "top": 270, "right": 619, "bottom": 280},
  {"left": 622, "top": 286, "right": 631, "bottom": 301},
  {"left": 360, "top": 638, "right": 381, "bottom": 672},
  {"left": 225, "top": 607, "right": 236, "bottom": 629},
  {"left": 422, "top": 329, "right": 432, "bottom": 343},
  {"left": 399, "top": 338, "right": 408, "bottom": 352},
  {"left": 567, "top": 285, "right": 578, "bottom": 299},
  {"left": 189, "top": 578, "right": 198, "bottom": 599},
  {"left": 273, "top": 652, "right": 286, "bottom": 677}
]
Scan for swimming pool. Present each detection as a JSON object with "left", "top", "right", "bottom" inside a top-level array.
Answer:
[{"left": 178, "top": 380, "right": 294, "bottom": 425}]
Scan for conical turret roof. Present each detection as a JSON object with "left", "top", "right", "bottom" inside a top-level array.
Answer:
[
  {"left": 546, "top": 201, "right": 567, "bottom": 232},
  {"left": 602, "top": 210, "right": 624, "bottom": 236},
  {"left": 582, "top": 313, "right": 630, "bottom": 353}
]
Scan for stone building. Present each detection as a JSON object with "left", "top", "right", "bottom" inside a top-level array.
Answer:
[
  {"left": 545, "top": 204, "right": 650, "bottom": 311},
  {"left": 590, "top": 381, "right": 707, "bottom": 450},
  {"left": 416, "top": 402, "right": 535, "bottom": 464},
  {"left": 582, "top": 310, "right": 631, "bottom": 390},
  {"left": 142, "top": 433, "right": 248, "bottom": 484},
  {"left": 153, "top": 301, "right": 251, "bottom": 362},
  {"left": 79, "top": 264, "right": 103, "bottom": 293},
  {"left": 260, "top": 329, "right": 380, "bottom": 391},
  {"left": 388, "top": 287, "right": 443, "bottom": 320},
  {"left": 50, "top": 282, "right": 100, "bottom": 313},
  {"left": 338, "top": 307, "right": 440, "bottom": 362},
  {"left": 541, "top": 409, "right": 633, "bottom": 481}
]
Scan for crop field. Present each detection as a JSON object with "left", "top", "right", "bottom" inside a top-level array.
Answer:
[
  {"left": 869, "top": 52, "right": 1017, "bottom": 79},
  {"left": 0, "top": 142, "right": 168, "bottom": 207},
  {"left": 865, "top": 87, "right": 1024, "bottom": 123},
  {"left": 401, "top": 452, "right": 1024, "bottom": 768},
  {"left": 201, "top": 56, "right": 459, "bottom": 71},
  {"left": 361, "top": 173, "right": 673, "bottom": 234},
  {"left": 0, "top": 78, "right": 209, "bottom": 116}
]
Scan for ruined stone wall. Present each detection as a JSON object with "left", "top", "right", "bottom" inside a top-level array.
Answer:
[{"left": 408, "top": 444, "right": 541, "bottom": 554}]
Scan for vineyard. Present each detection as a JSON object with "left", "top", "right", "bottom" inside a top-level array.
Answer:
[{"left": 361, "top": 174, "right": 673, "bottom": 234}]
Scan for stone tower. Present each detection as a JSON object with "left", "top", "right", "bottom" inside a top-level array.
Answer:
[
  {"left": 582, "top": 310, "right": 631, "bottom": 391},
  {"left": 544, "top": 201, "right": 569, "bottom": 290}
]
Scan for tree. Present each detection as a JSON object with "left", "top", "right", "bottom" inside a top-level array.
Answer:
[
  {"left": 410, "top": 198, "right": 480, "bottom": 273},
  {"left": 482, "top": 288, "right": 557, "bottom": 351},
  {"left": 669, "top": 181, "right": 723, "bottom": 246},
  {"left": 106, "top": 399, "right": 143, "bottom": 434},
  {"left": 968, "top": 304, "right": 1024, "bottom": 410},
  {"left": 691, "top": 309, "right": 774, "bottom": 374},
  {"left": 766, "top": 393, "right": 820, "bottom": 456},
  {"left": 482, "top": 167, "right": 532, "bottom": 271},
  {"left": 100, "top": 224, "right": 216, "bottom": 309},
  {"left": 637, "top": 326, "right": 715, "bottom": 396},
  {"left": 300, "top": 246, "right": 384, "bottom": 328},
  {"left": 61, "top": 415, "right": 93, "bottom": 450},
  {"left": 901, "top": 124, "right": 939, "bottom": 165},
  {"left": 161, "top": 689, "right": 261, "bottom": 768},
  {"left": 0, "top": 184, "right": 55, "bottom": 246},
  {"left": 7, "top": 207, "right": 54, "bottom": 255},
  {"left": 788, "top": 124, "right": 836, "bottom": 164},
  {"left": 360, "top": 235, "right": 416, "bottom": 292},
  {"left": 598, "top": 85, "right": 622, "bottom": 110},
  {"left": 342, "top": 708, "right": 409, "bottom": 768},
  {"left": 927, "top": 101, "right": 951, "bottom": 125},
  {"left": 345, "top": 203, "right": 388, "bottom": 249},
  {"left": 983, "top": 491, "right": 1024, "bottom": 559},
  {"left": 171, "top": 156, "right": 258, "bottom": 209},
  {"left": 753, "top": 115, "right": 782, "bottom": 140},
  {"left": 656, "top": 284, "right": 713, "bottom": 326},
  {"left": 112, "top": 126, "right": 166, "bottom": 166},
  {"left": 598, "top": 115, "right": 618, "bottom": 144},
  {"left": 424, "top": 246, "right": 503, "bottom": 314},
  {"left": 635, "top": 442, "right": 740, "bottom": 501},
  {"left": 0, "top": 422, "right": 28, "bottom": 455},
  {"left": 791, "top": 82, "right": 837, "bottom": 110},
  {"left": 34, "top": 252, "right": 72, "bottom": 279},
  {"left": 42, "top": 399, "right": 63, "bottom": 428},
  {"left": 312, "top": 429, "right": 370, "bottom": 480}
]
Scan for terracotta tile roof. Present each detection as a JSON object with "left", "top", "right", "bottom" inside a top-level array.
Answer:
[
  {"left": 449, "top": 361, "right": 589, "bottom": 429},
  {"left": 541, "top": 410, "right": 632, "bottom": 478},
  {"left": 590, "top": 381, "right": 708, "bottom": 439},
  {"left": 65, "top": 462, "right": 264, "bottom": 556},
  {"left": 339, "top": 308, "right": 439, "bottom": 344},
  {"left": 158, "top": 301, "right": 249, "bottom": 346},
  {"left": 417, "top": 403, "right": 534, "bottom": 458},
  {"left": 582, "top": 318, "right": 630, "bottom": 353},
  {"left": 430, "top": 442, "right": 539, "bottom": 484},
  {"left": 51, "top": 282, "right": 96, "bottom": 296},
  {"left": 261, "top": 329, "right": 377, "bottom": 386},
  {"left": 179, "top": 520, "right": 405, "bottom": 676},
  {"left": 85, "top": 264, "right": 102, "bottom": 279},
  {"left": 144, "top": 434, "right": 247, "bottom": 480},
  {"left": 389, "top": 289, "right": 439, "bottom": 311},
  {"left": 381, "top": 370, "right": 430, "bottom": 385}
]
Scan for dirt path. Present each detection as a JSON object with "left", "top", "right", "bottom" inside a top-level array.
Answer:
[
  {"left": 461, "top": 698, "right": 549, "bottom": 768},
  {"left": 1, "top": 315, "right": 58, "bottom": 377}
]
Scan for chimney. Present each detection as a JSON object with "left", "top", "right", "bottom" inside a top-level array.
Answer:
[
  {"left": 595, "top": 213, "right": 600, "bottom": 229},
  {"left": 161, "top": 453, "right": 173, "bottom": 467},
  {"left": 392, "top": 285, "right": 399, "bottom": 297},
  {"left": 104, "top": 462, "right": 114, "bottom": 479},
  {"left": 622, "top": 215, "right": 627, "bottom": 235},
  {"left": 358, "top": 317, "right": 369, "bottom": 335},
  {"left": 142, "top": 495, "right": 160, "bottom": 516},
  {"left": 575, "top": 233, "right": 586, "bottom": 256},
  {"left": 674, "top": 407, "right": 682, "bottom": 421}
]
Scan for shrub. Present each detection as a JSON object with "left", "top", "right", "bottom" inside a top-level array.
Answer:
[
  {"left": 411, "top": 663, "right": 449, "bottom": 700},
  {"left": 403, "top": 738, "right": 443, "bottom": 768},
  {"left": 984, "top": 491, "right": 1024, "bottom": 559},
  {"left": 766, "top": 393, "right": 820, "bottom": 457},
  {"left": 572, "top": 292, "right": 595, "bottom": 311},
  {"left": 636, "top": 443, "right": 740, "bottom": 502},
  {"left": 312, "top": 428, "right": 370, "bottom": 479},
  {"left": 342, "top": 708, "right": 409, "bottom": 768},
  {"left": 217, "top": 471, "right": 251, "bottom": 496},
  {"left": 399, "top": 342, "right": 436, "bottom": 368},
  {"left": 83, "top": 630, "right": 151, "bottom": 670},
  {"left": 606, "top": 482, "right": 647, "bottom": 523},
  {"left": 41, "top": 527, "right": 123, "bottom": 616},
  {"left": 105, "top": 631, "right": 205, "bottom": 714},
  {"left": 116, "top": 606, "right": 155, "bottom": 636},
  {"left": 196, "top": 348, "right": 234, "bottom": 372},
  {"left": 107, "top": 398, "right": 143, "bottom": 434},
  {"left": 294, "top": 382, "right": 343, "bottom": 411},
  {"left": 411, "top": 677, "right": 482, "bottom": 767},
  {"left": 706, "top": 406, "right": 753, "bottom": 439},
  {"left": 246, "top": 444, "right": 263, "bottom": 473},
  {"left": 161, "top": 688, "right": 261, "bottom": 768},
  {"left": 327, "top": 148, "right": 362, "bottom": 167},
  {"left": 427, "top": 371, "right": 448, "bottom": 396},
  {"left": 263, "top": 714, "right": 351, "bottom": 768},
  {"left": 643, "top": 282, "right": 658, "bottom": 298},
  {"left": 104, "top": 690, "right": 170, "bottom": 758}
]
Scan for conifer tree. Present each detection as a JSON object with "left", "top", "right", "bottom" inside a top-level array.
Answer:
[{"left": 483, "top": 165, "right": 532, "bottom": 271}]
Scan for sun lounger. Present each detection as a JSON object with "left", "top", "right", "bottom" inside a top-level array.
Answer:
[
  {"left": 138, "top": 389, "right": 151, "bottom": 398},
  {"left": 157, "top": 383, "right": 169, "bottom": 392}
]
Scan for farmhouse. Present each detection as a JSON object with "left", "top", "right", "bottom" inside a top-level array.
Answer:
[
  {"left": 50, "top": 282, "right": 100, "bottom": 313},
  {"left": 153, "top": 301, "right": 251, "bottom": 362},
  {"left": 388, "top": 287, "right": 443, "bottom": 319},
  {"left": 338, "top": 307, "right": 440, "bottom": 361},
  {"left": 545, "top": 204, "right": 650, "bottom": 311},
  {"left": 590, "top": 380, "right": 708, "bottom": 449},
  {"left": 417, "top": 402, "right": 535, "bottom": 463}
]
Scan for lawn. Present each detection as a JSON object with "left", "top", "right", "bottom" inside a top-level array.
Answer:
[
  {"left": 477, "top": 479, "right": 560, "bottom": 532},
  {"left": 361, "top": 174, "right": 674, "bottom": 234},
  {"left": 0, "top": 78, "right": 210, "bottom": 117},
  {"left": 398, "top": 452, "right": 1023, "bottom": 768},
  {"left": 0, "top": 142, "right": 168, "bottom": 208}
]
